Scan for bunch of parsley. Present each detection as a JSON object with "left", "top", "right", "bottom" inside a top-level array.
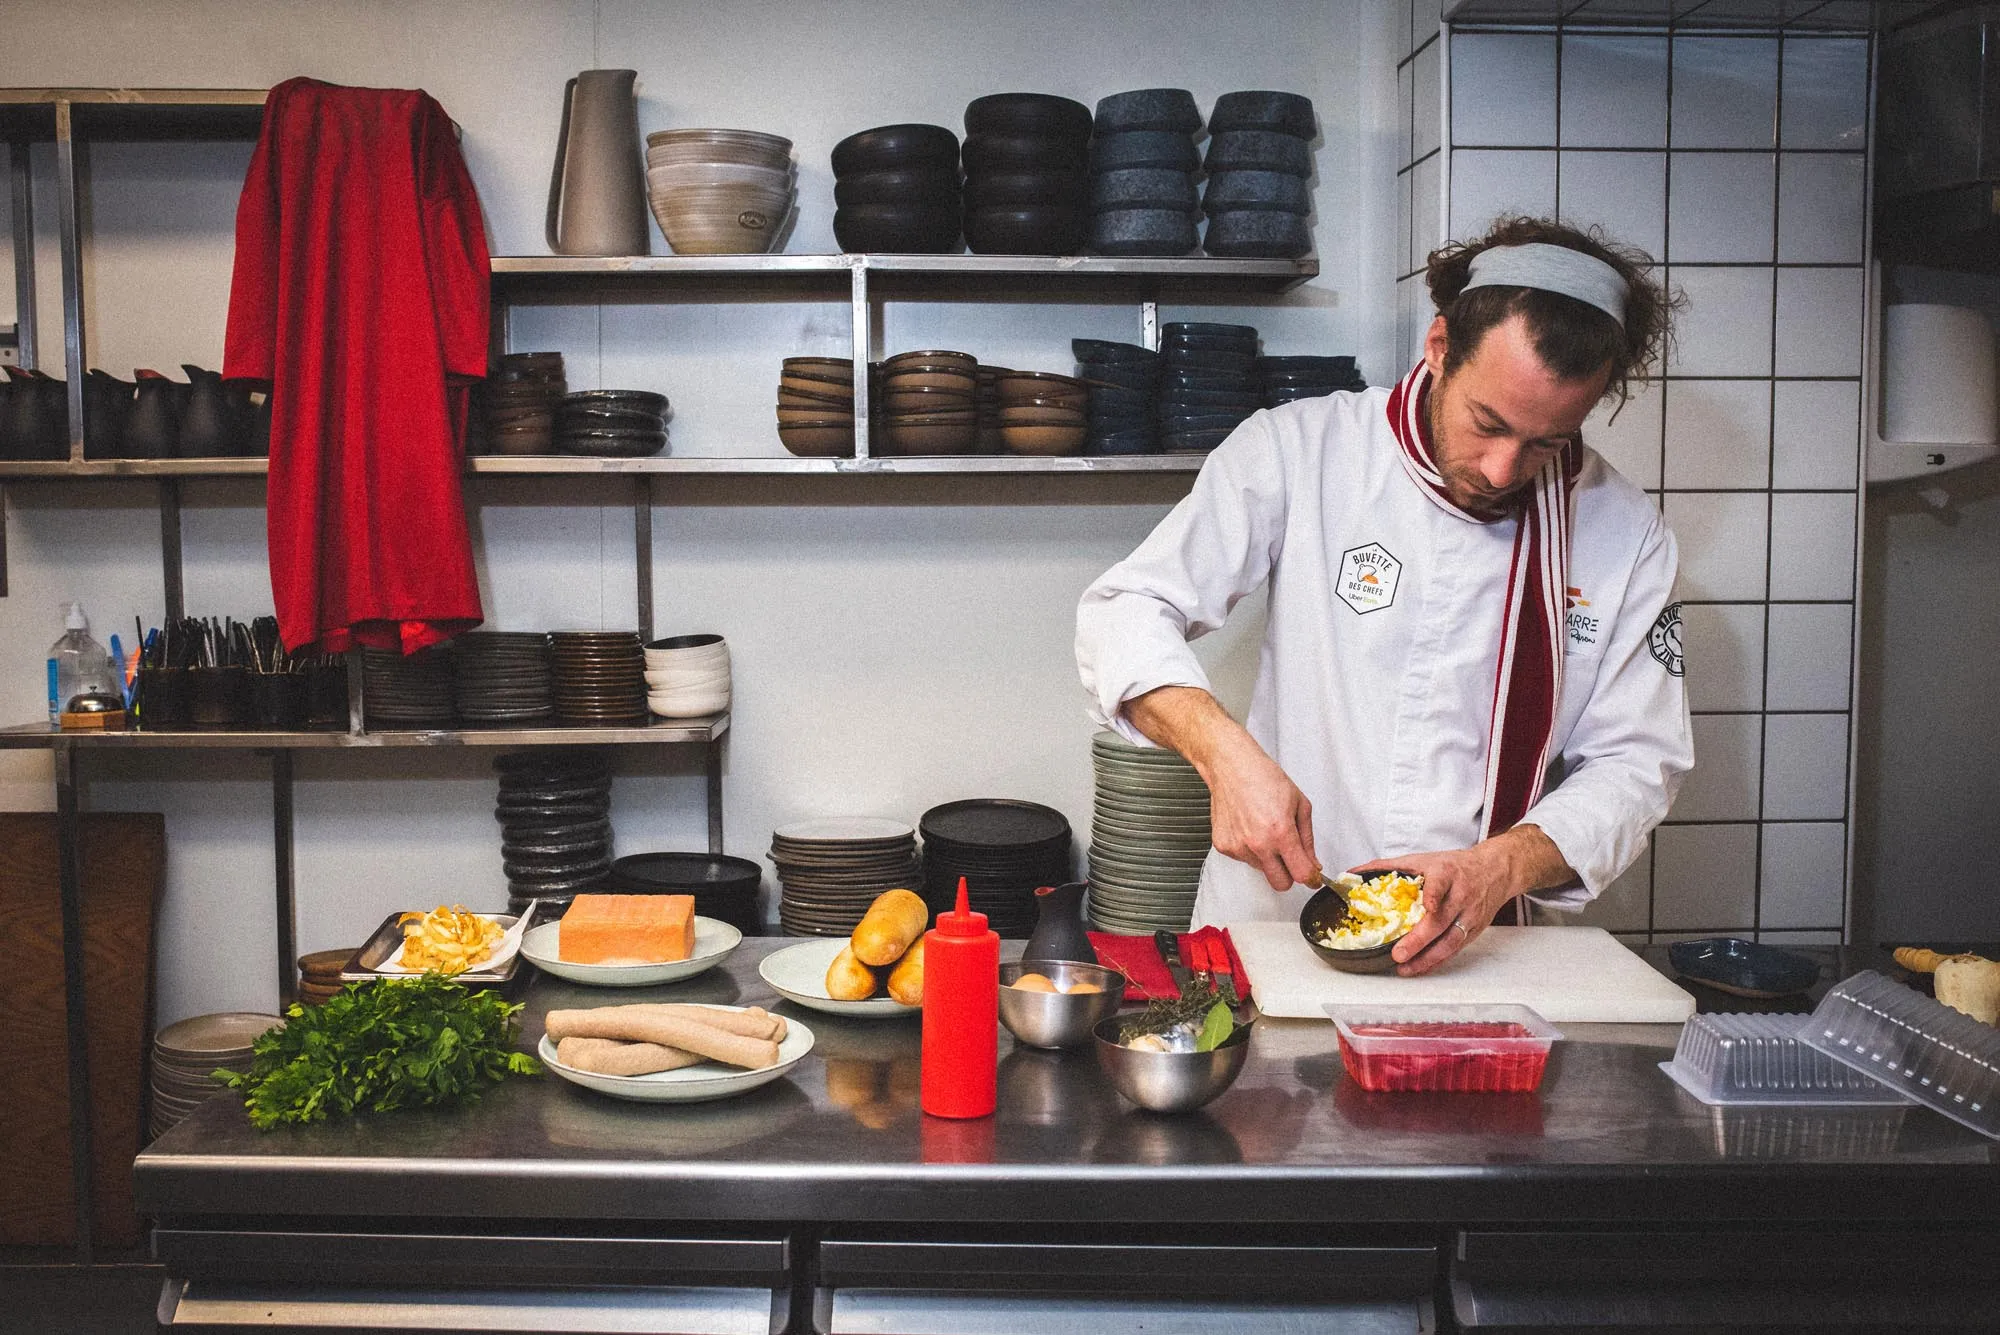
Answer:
[{"left": 219, "top": 975, "right": 540, "bottom": 1129}]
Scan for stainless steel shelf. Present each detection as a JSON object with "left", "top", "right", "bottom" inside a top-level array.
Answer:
[
  {"left": 0, "top": 454, "right": 1210, "bottom": 478},
  {"left": 490, "top": 251, "right": 1317, "bottom": 295},
  {"left": 0, "top": 87, "right": 265, "bottom": 141},
  {"left": 1441, "top": 0, "right": 1890, "bottom": 30},
  {"left": 0, "top": 712, "right": 729, "bottom": 750},
  {"left": 0, "top": 458, "right": 271, "bottom": 478}
]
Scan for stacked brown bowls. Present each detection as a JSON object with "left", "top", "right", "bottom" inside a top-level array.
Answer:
[
  {"left": 646, "top": 129, "right": 796, "bottom": 255},
  {"left": 995, "top": 370, "right": 1088, "bottom": 455},
  {"left": 777, "top": 356, "right": 857, "bottom": 457},
  {"left": 550, "top": 631, "right": 647, "bottom": 725},
  {"left": 296, "top": 949, "right": 352, "bottom": 1006},
  {"left": 877, "top": 349, "right": 978, "bottom": 456},
  {"left": 483, "top": 352, "right": 566, "bottom": 455}
]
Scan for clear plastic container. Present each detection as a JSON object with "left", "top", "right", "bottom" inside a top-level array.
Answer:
[
  {"left": 1661, "top": 1012, "right": 1908, "bottom": 1106},
  {"left": 1799, "top": 969, "right": 2000, "bottom": 1141},
  {"left": 1326, "top": 1003, "right": 1561, "bottom": 1093},
  {"left": 1704, "top": 1104, "right": 1909, "bottom": 1159}
]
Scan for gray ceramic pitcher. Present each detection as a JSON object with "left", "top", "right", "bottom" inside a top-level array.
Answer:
[{"left": 546, "top": 69, "right": 648, "bottom": 256}]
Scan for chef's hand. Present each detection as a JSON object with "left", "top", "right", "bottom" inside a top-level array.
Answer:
[
  {"left": 1122, "top": 686, "right": 1318, "bottom": 893},
  {"left": 1354, "top": 825, "right": 1574, "bottom": 977}
]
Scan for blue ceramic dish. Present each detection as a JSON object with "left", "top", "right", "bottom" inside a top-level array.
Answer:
[{"left": 1668, "top": 937, "right": 1820, "bottom": 999}]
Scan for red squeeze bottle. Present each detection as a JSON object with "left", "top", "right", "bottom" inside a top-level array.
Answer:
[{"left": 920, "top": 876, "right": 1000, "bottom": 1119}]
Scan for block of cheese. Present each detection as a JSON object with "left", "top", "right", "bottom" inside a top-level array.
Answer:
[{"left": 559, "top": 893, "right": 695, "bottom": 965}]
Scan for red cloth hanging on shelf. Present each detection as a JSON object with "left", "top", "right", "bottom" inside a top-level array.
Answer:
[{"left": 224, "top": 76, "right": 490, "bottom": 655}]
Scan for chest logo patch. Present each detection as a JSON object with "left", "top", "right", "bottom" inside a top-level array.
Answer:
[
  {"left": 1649, "top": 601, "right": 1684, "bottom": 677},
  {"left": 1565, "top": 585, "right": 1601, "bottom": 653},
  {"left": 1337, "top": 542, "right": 1402, "bottom": 615}
]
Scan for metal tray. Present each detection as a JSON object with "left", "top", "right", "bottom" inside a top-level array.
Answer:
[{"left": 338, "top": 906, "right": 534, "bottom": 986}]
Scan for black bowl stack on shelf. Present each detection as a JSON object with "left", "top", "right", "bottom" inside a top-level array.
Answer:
[
  {"left": 558, "top": 390, "right": 668, "bottom": 458},
  {"left": 1258, "top": 354, "right": 1366, "bottom": 408},
  {"left": 482, "top": 352, "right": 566, "bottom": 455},
  {"left": 495, "top": 749, "right": 613, "bottom": 914},
  {"left": 1201, "top": 91, "right": 1317, "bottom": 259},
  {"left": 549, "top": 631, "right": 647, "bottom": 726},
  {"left": 452, "top": 631, "right": 554, "bottom": 726},
  {"left": 362, "top": 646, "right": 456, "bottom": 728},
  {"left": 1159, "top": 321, "right": 1262, "bottom": 453},
  {"left": 919, "top": 799, "right": 1073, "bottom": 938},
  {"left": 1073, "top": 338, "right": 1161, "bottom": 455},
  {"left": 832, "top": 123, "right": 963, "bottom": 253},
  {"left": 962, "top": 94, "right": 1091, "bottom": 256},
  {"left": 610, "top": 851, "right": 765, "bottom": 936},
  {"left": 1087, "top": 89, "right": 1202, "bottom": 257}
]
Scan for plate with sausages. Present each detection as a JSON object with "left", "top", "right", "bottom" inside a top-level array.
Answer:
[{"left": 538, "top": 1002, "right": 814, "bottom": 1103}]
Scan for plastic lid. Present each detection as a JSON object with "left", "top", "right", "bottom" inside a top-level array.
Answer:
[
  {"left": 934, "top": 877, "right": 989, "bottom": 937},
  {"left": 62, "top": 600, "right": 86, "bottom": 630}
]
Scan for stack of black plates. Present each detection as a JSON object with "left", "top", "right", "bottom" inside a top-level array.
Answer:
[
  {"left": 832, "top": 123, "right": 962, "bottom": 253},
  {"left": 362, "top": 646, "right": 455, "bottom": 728},
  {"left": 496, "top": 749, "right": 613, "bottom": 912},
  {"left": 1074, "top": 338, "right": 1161, "bottom": 455},
  {"left": 1159, "top": 321, "right": 1262, "bottom": 453},
  {"left": 480, "top": 351, "right": 565, "bottom": 455},
  {"left": 550, "top": 631, "right": 647, "bottom": 726},
  {"left": 919, "top": 799, "right": 1072, "bottom": 938},
  {"left": 452, "top": 631, "right": 553, "bottom": 725},
  {"left": 558, "top": 390, "right": 668, "bottom": 458},
  {"left": 769, "top": 817, "right": 923, "bottom": 937},
  {"left": 1259, "top": 354, "right": 1366, "bottom": 408},
  {"left": 1088, "top": 89, "right": 1201, "bottom": 256},
  {"left": 611, "top": 852, "right": 766, "bottom": 936},
  {"left": 962, "top": 94, "right": 1090, "bottom": 256},
  {"left": 1201, "top": 91, "right": 1317, "bottom": 259}
]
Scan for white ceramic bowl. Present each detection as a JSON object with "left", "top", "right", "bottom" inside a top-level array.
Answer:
[
  {"left": 647, "top": 162, "right": 793, "bottom": 192},
  {"left": 650, "top": 688, "right": 730, "bottom": 718}
]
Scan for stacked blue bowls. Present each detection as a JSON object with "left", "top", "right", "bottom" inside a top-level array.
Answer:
[
  {"left": 1258, "top": 355, "right": 1366, "bottom": 408},
  {"left": 1159, "top": 321, "right": 1261, "bottom": 453},
  {"left": 1088, "top": 89, "right": 1202, "bottom": 257},
  {"left": 1073, "top": 338, "right": 1161, "bottom": 455},
  {"left": 1201, "top": 91, "right": 1317, "bottom": 259}
]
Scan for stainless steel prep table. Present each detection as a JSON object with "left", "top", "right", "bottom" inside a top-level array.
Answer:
[{"left": 136, "top": 941, "right": 2000, "bottom": 1333}]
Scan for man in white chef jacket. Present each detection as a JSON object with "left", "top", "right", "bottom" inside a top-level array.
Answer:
[{"left": 1076, "top": 218, "right": 1693, "bottom": 976}]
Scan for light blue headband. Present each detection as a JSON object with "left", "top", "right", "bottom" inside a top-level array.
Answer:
[{"left": 1463, "top": 242, "right": 1627, "bottom": 328}]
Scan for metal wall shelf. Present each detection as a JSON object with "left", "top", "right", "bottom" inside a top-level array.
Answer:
[
  {"left": 0, "top": 712, "right": 728, "bottom": 750},
  {"left": 0, "top": 452, "right": 1210, "bottom": 478}
]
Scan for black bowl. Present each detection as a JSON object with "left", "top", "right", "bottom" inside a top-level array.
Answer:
[
  {"left": 965, "top": 92, "right": 1093, "bottom": 142},
  {"left": 834, "top": 167, "right": 962, "bottom": 209},
  {"left": 962, "top": 132, "right": 1089, "bottom": 176},
  {"left": 1668, "top": 938, "right": 1821, "bottom": 999},
  {"left": 1090, "top": 130, "right": 1201, "bottom": 174},
  {"left": 1160, "top": 388, "right": 1263, "bottom": 411},
  {"left": 1209, "top": 90, "right": 1317, "bottom": 139},
  {"left": 1095, "top": 88, "right": 1202, "bottom": 135},
  {"left": 1090, "top": 168, "right": 1199, "bottom": 212},
  {"left": 1087, "top": 426, "right": 1161, "bottom": 455},
  {"left": 1204, "top": 209, "right": 1313, "bottom": 259},
  {"left": 1071, "top": 338, "right": 1159, "bottom": 365},
  {"left": 1164, "top": 321, "right": 1260, "bottom": 341},
  {"left": 1162, "top": 427, "right": 1234, "bottom": 453},
  {"left": 1202, "top": 169, "right": 1313, "bottom": 215},
  {"left": 964, "top": 204, "right": 1085, "bottom": 255},
  {"left": 1299, "top": 874, "right": 1425, "bottom": 975},
  {"left": 1259, "top": 354, "right": 1356, "bottom": 374},
  {"left": 963, "top": 168, "right": 1089, "bottom": 211},
  {"left": 1079, "top": 362, "right": 1164, "bottom": 392},
  {"left": 1087, "top": 384, "right": 1153, "bottom": 411},
  {"left": 832, "top": 123, "right": 960, "bottom": 176},
  {"left": 1203, "top": 130, "right": 1313, "bottom": 176},
  {"left": 1089, "top": 208, "right": 1199, "bottom": 256},
  {"left": 1163, "top": 349, "right": 1257, "bottom": 375},
  {"left": 1162, "top": 411, "right": 1256, "bottom": 432},
  {"left": 834, "top": 203, "right": 962, "bottom": 254}
]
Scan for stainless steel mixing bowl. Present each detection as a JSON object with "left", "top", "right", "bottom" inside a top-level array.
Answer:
[{"left": 998, "top": 960, "right": 1125, "bottom": 1050}]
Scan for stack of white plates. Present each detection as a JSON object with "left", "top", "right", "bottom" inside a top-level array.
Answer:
[
  {"left": 644, "top": 633, "right": 730, "bottom": 718},
  {"left": 646, "top": 129, "right": 796, "bottom": 255},
  {"left": 769, "top": 817, "right": 923, "bottom": 937},
  {"left": 1086, "top": 730, "right": 1213, "bottom": 934},
  {"left": 150, "top": 1011, "right": 277, "bottom": 1140}
]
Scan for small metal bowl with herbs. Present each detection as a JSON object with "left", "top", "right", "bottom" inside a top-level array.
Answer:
[
  {"left": 1093, "top": 977, "right": 1255, "bottom": 1113},
  {"left": 1301, "top": 870, "right": 1427, "bottom": 975}
]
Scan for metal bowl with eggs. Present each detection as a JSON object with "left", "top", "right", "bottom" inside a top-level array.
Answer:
[{"left": 998, "top": 960, "right": 1125, "bottom": 1050}]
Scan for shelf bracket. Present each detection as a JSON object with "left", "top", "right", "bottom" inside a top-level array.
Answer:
[
  {"left": 53, "top": 100, "right": 85, "bottom": 463},
  {"left": 272, "top": 749, "right": 297, "bottom": 1009},
  {"left": 1141, "top": 298, "right": 1159, "bottom": 352},
  {"left": 706, "top": 734, "right": 724, "bottom": 855},
  {"left": 850, "top": 258, "right": 871, "bottom": 459},
  {"left": 10, "top": 137, "right": 36, "bottom": 370},
  {"left": 635, "top": 473, "right": 653, "bottom": 642},
  {"left": 160, "top": 476, "right": 185, "bottom": 621},
  {"left": 53, "top": 738, "right": 95, "bottom": 1264}
]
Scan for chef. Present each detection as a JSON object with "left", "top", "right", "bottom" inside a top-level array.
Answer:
[{"left": 1075, "top": 218, "right": 1693, "bottom": 977}]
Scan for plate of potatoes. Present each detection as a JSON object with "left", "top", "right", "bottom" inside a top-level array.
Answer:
[{"left": 758, "top": 889, "right": 926, "bottom": 1018}]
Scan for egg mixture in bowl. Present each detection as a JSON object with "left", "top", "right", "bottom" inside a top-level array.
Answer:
[{"left": 1319, "top": 871, "right": 1426, "bottom": 950}]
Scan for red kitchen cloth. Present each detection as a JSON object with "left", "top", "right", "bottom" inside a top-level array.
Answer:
[{"left": 1087, "top": 927, "right": 1252, "bottom": 1004}]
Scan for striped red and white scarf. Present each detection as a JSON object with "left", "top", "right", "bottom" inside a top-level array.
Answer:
[{"left": 1385, "top": 361, "right": 1580, "bottom": 920}]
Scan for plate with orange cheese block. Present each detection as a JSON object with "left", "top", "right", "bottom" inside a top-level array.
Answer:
[
  {"left": 758, "top": 890, "right": 927, "bottom": 1018},
  {"left": 521, "top": 892, "right": 743, "bottom": 987}
]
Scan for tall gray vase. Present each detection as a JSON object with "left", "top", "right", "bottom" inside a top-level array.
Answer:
[{"left": 546, "top": 69, "right": 649, "bottom": 257}]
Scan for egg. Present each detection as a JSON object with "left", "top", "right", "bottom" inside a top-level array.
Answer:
[
  {"left": 1010, "top": 973, "right": 1058, "bottom": 992},
  {"left": 1063, "top": 980, "right": 1103, "bottom": 995}
]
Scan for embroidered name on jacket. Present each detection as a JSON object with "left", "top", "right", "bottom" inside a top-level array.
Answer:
[{"left": 1337, "top": 543, "right": 1402, "bottom": 614}]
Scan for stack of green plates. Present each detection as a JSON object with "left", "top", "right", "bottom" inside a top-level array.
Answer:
[{"left": 1086, "top": 730, "right": 1212, "bottom": 934}]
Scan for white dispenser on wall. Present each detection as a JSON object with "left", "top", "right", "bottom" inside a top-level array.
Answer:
[{"left": 1867, "top": 267, "right": 2000, "bottom": 483}]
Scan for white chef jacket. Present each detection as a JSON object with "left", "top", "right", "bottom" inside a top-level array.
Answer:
[{"left": 1075, "top": 387, "right": 1693, "bottom": 927}]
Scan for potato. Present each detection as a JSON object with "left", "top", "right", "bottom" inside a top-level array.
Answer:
[
  {"left": 825, "top": 944, "right": 879, "bottom": 1001},
  {"left": 887, "top": 936, "right": 925, "bottom": 1007},
  {"left": 851, "top": 888, "right": 930, "bottom": 967}
]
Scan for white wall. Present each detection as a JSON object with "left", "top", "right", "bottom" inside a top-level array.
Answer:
[{"left": 0, "top": 0, "right": 1403, "bottom": 1024}]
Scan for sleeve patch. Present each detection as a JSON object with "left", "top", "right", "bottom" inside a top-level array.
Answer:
[{"left": 1648, "top": 601, "right": 1684, "bottom": 677}]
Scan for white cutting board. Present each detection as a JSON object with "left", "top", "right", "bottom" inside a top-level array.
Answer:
[{"left": 1233, "top": 924, "right": 1696, "bottom": 1023}]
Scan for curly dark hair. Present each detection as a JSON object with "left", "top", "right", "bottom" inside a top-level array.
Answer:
[{"left": 1424, "top": 216, "right": 1680, "bottom": 410}]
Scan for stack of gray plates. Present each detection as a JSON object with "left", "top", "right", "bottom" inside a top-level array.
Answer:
[
  {"left": 770, "top": 817, "right": 922, "bottom": 937},
  {"left": 1086, "top": 731, "right": 1213, "bottom": 933},
  {"left": 150, "top": 1012, "right": 275, "bottom": 1140}
]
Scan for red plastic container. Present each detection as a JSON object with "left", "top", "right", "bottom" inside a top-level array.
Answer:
[
  {"left": 920, "top": 878, "right": 1000, "bottom": 1118},
  {"left": 1328, "top": 1003, "right": 1561, "bottom": 1093}
]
